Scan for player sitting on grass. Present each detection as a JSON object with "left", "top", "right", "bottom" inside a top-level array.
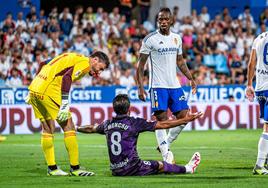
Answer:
[
  {"left": 26, "top": 51, "right": 110, "bottom": 176},
  {"left": 77, "top": 94, "right": 202, "bottom": 176}
]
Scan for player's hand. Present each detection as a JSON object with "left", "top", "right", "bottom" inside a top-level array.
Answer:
[
  {"left": 183, "top": 111, "right": 203, "bottom": 123},
  {"left": 57, "top": 100, "right": 70, "bottom": 122},
  {"left": 190, "top": 80, "right": 197, "bottom": 95},
  {"left": 245, "top": 86, "right": 255, "bottom": 102},
  {"left": 138, "top": 87, "right": 147, "bottom": 102},
  {"left": 24, "top": 94, "right": 30, "bottom": 104}
]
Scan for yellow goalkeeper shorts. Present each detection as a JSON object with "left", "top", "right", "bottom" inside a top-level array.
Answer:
[{"left": 28, "top": 91, "right": 71, "bottom": 122}]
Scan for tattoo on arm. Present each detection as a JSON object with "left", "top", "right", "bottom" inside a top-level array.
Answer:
[{"left": 177, "top": 55, "right": 193, "bottom": 80}]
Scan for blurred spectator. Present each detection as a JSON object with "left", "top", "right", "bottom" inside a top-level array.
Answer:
[
  {"left": 16, "top": 12, "right": 27, "bottom": 29},
  {"left": 119, "top": 69, "right": 135, "bottom": 87},
  {"left": 200, "top": 6, "right": 210, "bottom": 23},
  {"left": 137, "top": 0, "right": 151, "bottom": 24},
  {"left": 238, "top": 6, "right": 254, "bottom": 30},
  {"left": 6, "top": 68, "right": 23, "bottom": 87},
  {"left": 0, "top": 4, "right": 265, "bottom": 87},
  {"left": 120, "top": 0, "right": 132, "bottom": 23}
]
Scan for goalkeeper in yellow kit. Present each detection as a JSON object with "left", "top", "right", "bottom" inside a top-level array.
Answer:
[{"left": 26, "top": 51, "right": 110, "bottom": 176}]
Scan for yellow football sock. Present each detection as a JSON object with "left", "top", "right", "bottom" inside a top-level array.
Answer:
[
  {"left": 41, "top": 133, "right": 56, "bottom": 166},
  {"left": 64, "top": 131, "right": 79, "bottom": 166}
]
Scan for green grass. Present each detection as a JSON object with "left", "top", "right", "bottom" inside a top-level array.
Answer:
[{"left": 1, "top": 130, "right": 268, "bottom": 188}]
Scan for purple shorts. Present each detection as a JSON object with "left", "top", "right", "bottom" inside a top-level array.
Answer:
[{"left": 112, "top": 160, "right": 160, "bottom": 176}]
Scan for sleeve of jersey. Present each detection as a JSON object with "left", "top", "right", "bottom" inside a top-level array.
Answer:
[
  {"left": 134, "top": 117, "right": 157, "bottom": 133},
  {"left": 139, "top": 39, "right": 152, "bottom": 54},
  {"left": 71, "top": 59, "right": 90, "bottom": 82},
  {"left": 177, "top": 36, "right": 183, "bottom": 55}
]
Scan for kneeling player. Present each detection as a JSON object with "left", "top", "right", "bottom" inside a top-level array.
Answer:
[{"left": 77, "top": 94, "right": 202, "bottom": 176}]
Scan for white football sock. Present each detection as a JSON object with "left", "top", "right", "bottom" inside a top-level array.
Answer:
[
  {"left": 167, "top": 125, "right": 186, "bottom": 148},
  {"left": 256, "top": 133, "right": 268, "bottom": 167},
  {"left": 155, "top": 129, "right": 169, "bottom": 159}
]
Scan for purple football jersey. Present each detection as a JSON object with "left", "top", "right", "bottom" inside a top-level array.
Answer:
[{"left": 96, "top": 114, "right": 157, "bottom": 175}]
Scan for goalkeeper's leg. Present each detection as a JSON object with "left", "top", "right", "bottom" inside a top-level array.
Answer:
[
  {"left": 41, "top": 119, "right": 68, "bottom": 176},
  {"left": 58, "top": 118, "right": 94, "bottom": 176}
]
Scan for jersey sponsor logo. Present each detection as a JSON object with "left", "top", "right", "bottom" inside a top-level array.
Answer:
[
  {"left": 157, "top": 47, "right": 178, "bottom": 54},
  {"left": 110, "top": 158, "right": 129, "bottom": 170},
  {"left": 30, "top": 92, "right": 44, "bottom": 100},
  {"left": 159, "top": 41, "right": 164, "bottom": 45}
]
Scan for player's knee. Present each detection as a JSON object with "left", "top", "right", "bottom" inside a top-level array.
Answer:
[
  {"left": 154, "top": 111, "right": 167, "bottom": 121},
  {"left": 59, "top": 118, "right": 75, "bottom": 132},
  {"left": 263, "top": 123, "right": 268, "bottom": 133},
  {"left": 174, "top": 109, "right": 188, "bottom": 119},
  {"left": 41, "top": 124, "right": 54, "bottom": 134}
]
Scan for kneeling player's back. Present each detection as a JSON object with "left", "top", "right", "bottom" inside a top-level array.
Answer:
[{"left": 96, "top": 115, "right": 156, "bottom": 173}]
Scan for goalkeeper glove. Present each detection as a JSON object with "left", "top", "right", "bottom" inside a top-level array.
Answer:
[{"left": 57, "top": 98, "right": 70, "bottom": 122}]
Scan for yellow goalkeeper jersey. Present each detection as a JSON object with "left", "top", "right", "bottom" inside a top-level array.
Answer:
[{"left": 29, "top": 52, "right": 91, "bottom": 104}]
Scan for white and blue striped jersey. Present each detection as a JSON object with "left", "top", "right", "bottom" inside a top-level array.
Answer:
[
  {"left": 139, "top": 30, "right": 182, "bottom": 89},
  {"left": 252, "top": 31, "right": 268, "bottom": 91}
]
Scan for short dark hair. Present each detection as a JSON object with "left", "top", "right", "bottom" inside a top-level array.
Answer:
[
  {"left": 159, "top": 7, "right": 172, "bottom": 15},
  {"left": 113, "top": 94, "right": 130, "bottom": 115},
  {"left": 90, "top": 51, "right": 110, "bottom": 68}
]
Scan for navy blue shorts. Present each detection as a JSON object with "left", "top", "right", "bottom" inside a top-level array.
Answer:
[
  {"left": 150, "top": 88, "right": 189, "bottom": 114},
  {"left": 256, "top": 90, "right": 268, "bottom": 122}
]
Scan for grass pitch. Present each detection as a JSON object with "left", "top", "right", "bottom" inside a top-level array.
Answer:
[{"left": 1, "top": 130, "right": 268, "bottom": 188}]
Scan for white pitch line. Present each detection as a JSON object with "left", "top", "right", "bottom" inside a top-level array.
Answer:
[{"left": 1, "top": 144, "right": 255, "bottom": 151}]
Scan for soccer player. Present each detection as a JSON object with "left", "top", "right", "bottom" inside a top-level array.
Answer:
[
  {"left": 26, "top": 51, "right": 110, "bottom": 176},
  {"left": 246, "top": 31, "right": 268, "bottom": 175},
  {"left": 136, "top": 7, "right": 197, "bottom": 163},
  {"left": 77, "top": 94, "right": 202, "bottom": 176}
]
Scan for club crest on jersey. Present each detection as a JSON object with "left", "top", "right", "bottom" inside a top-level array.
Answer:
[{"left": 174, "top": 38, "right": 178, "bottom": 45}]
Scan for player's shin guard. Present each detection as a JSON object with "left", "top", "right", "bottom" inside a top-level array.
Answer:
[
  {"left": 64, "top": 131, "right": 79, "bottom": 166},
  {"left": 256, "top": 133, "right": 268, "bottom": 167},
  {"left": 155, "top": 129, "right": 169, "bottom": 159},
  {"left": 167, "top": 125, "right": 186, "bottom": 148},
  {"left": 163, "top": 161, "right": 186, "bottom": 174},
  {"left": 41, "top": 133, "right": 56, "bottom": 166}
]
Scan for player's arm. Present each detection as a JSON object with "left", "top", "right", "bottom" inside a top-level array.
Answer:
[
  {"left": 246, "top": 49, "right": 257, "bottom": 102},
  {"left": 176, "top": 54, "right": 197, "bottom": 94},
  {"left": 57, "top": 67, "right": 74, "bottom": 122},
  {"left": 155, "top": 111, "right": 203, "bottom": 130},
  {"left": 76, "top": 124, "right": 99, "bottom": 134},
  {"left": 77, "top": 121, "right": 106, "bottom": 134},
  {"left": 136, "top": 53, "right": 149, "bottom": 101}
]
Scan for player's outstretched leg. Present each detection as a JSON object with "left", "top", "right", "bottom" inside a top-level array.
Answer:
[
  {"left": 60, "top": 118, "right": 95, "bottom": 176},
  {"left": 185, "top": 152, "right": 201, "bottom": 174},
  {"left": 167, "top": 110, "right": 188, "bottom": 148},
  {"left": 161, "top": 152, "right": 201, "bottom": 174},
  {"left": 253, "top": 128, "right": 268, "bottom": 175}
]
